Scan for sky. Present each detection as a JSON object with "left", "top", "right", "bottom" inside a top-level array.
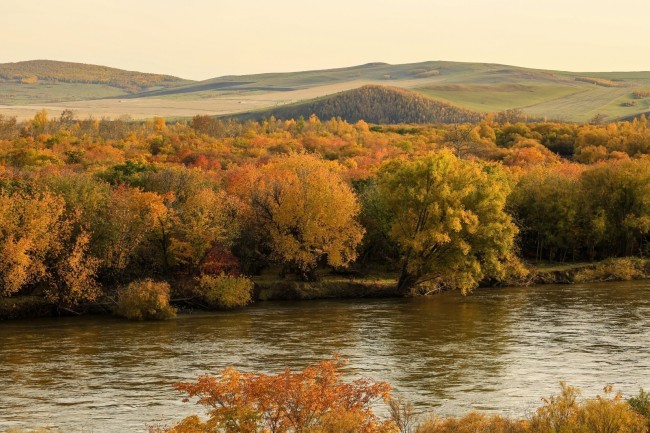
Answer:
[{"left": 1, "top": 0, "right": 649, "bottom": 80}]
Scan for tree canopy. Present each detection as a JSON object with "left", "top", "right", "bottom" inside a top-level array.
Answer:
[
  {"left": 237, "top": 153, "right": 364, "bottom": 280},
  {"left": 376, "top": 151, "right": 521, "bottom": 294}
]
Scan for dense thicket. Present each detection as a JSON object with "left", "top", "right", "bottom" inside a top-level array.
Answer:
[{"left": 1, "top": 110, "right": 649, "bottom": 315}]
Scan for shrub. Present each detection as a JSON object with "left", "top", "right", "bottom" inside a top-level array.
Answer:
[
  {"left": 415, "top": 413, "right": 529, "bottom": 433},
  {"left": 195, "top": 273, "right": 253, "bottom": 309},
  {"left": 632, "top": 90, "right": 650, "bottom": 99},
  {"left": 531, "top": 383, "right": 647, "bottom": 433},
  {"left": 628, "top": 389, "right": 650, "bottom": 430},
  {"left": 167, "top": 357, "right": 395, "bottom": 433},
  {"left": 573, "top": 258, "right": 648, "bottom": 283},
  {"left": 576, "top": 386, "right": 645, "bottom": 433},
  {"left": 155, "top": 369, "right": 650, "bottom": 433},
  {"left": 115, "top": 279, "right": 176, "bottom": 320}
]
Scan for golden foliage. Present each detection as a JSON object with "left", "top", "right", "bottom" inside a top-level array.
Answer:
[
  {"left": 115, "top": 279, "right": 176, "bottom": 320},
  {"left": 46, "top": 229, "right": 100, "bottom": 307},
  {"left": 2, "top": 114, "right": 650, "bottom": 312},
  {"left": 169, "top": 187, "right": 241, "bottom": 270},
  {"left": 242, "top": 153, "right": 364, "bottom": 279},
  {"left": 376, "top": 151, "right": 521, "bottom": 294},
  {"left": 100, "top": 186, "right": 169, "bottom": 273},
  {"left": 530, "top": 383, "right": 647, "bottom": 433},
  {"left": 415, "top": 413, "right": 529, "bottom": 433},
  {"left": 0, "top": 191, "right": 65, "bottom": 295},
  {"left": 573, "top": 257, "right": 649, "bottom": 283},
  {"left": 195, "top": 273, "right": 253, "bottom": 309}
]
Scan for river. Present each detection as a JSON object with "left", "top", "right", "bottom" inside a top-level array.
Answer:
[{"left": 1, "top": 281, "right": 649, "bottom": 432}]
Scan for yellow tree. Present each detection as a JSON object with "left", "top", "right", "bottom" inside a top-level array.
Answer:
[
  {"left": 0, "top": 191, "right": 99, "bottom": 307},
  {"left": 0, "top": 191, "right": 67, "bottom": 296},
  {"left": 242, "top": 153, "right": 363, "bottom": 280},
  {"left": 376, "top": 151, "right": 521, "bottom": 295},
  {"left": 97, "top": 186, "right": 170, "bottom": 276},
  {"left": 168, "top": 187, "right": 241, "bottom": 271}
]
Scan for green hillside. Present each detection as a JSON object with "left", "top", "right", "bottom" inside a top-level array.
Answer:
[
  {"left": 230, "top": 85, "right": 483, "bottom": 124},
  {"left": 82, "top": 61, "right": 650, "bottom": 122},
  {"left": 0, "top": 60, "right": 191, "bottom": 104},
  {"left": 2, "top": 59, "right": 650, "bottom": 122}
]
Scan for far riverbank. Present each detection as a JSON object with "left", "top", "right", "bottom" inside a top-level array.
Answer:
[{"left": 1, "top": 257, "right": 649, "bottom": 320}]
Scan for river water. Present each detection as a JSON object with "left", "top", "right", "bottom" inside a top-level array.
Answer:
[{"left": 1, "top": 281, "right": 649, "bottom": 432}]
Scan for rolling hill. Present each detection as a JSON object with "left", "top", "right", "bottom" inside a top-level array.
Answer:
[
  {"left": 0, "top": 60, "right": 191, "bottom": 104},
  {"left": 1, "top": 60, "right": 650, "bottom": 122},
  {"left": 230, "top": 85, "right": 483, "bottom": 124}
]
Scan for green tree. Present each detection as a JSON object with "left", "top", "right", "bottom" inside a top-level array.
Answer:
[
  {"left": 579, "top": 159, "right": 650, "bottom": 257},
  {"left": 509, "top": 164, "right": 583, "bottom": 261},
  {"left": 376, "top": 151, "right": 520, "bottom": 295}
]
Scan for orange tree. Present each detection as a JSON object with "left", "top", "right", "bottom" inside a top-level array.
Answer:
[{"left": 165, "top": 357, "right": 396, "bottom": 433}]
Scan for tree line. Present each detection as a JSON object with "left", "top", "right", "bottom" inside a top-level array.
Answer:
[{"left": 0, "top": 110, "right": 649, "bottom": 315}]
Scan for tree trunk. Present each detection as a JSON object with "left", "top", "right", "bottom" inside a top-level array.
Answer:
[{"left": 397, "top": 264, "right": 418, "bottom": 296}]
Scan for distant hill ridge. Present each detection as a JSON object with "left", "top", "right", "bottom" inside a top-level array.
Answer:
[
  {"left": 2, "top": 59, "right": 650, "bottom": 122},
  {"left": 0, "top": 60, "right": 189, "bottom": 92},
  {"left": 233, "top": 85, "right": 484, "bottom": 124}
]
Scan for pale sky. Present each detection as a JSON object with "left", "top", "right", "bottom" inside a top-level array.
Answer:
[{"left": 1, "top": 0, "right": 649, "bottom": 80}]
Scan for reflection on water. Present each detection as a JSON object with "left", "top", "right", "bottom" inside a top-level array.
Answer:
[{"left": 1, "top": 281, "right": 649, "bottom": 432}]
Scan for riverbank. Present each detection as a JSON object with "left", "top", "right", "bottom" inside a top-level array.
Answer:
[
  {"left": 1, "top": 258, "right": 649, "bottom": 320},
  {"left": 529, "top": 257, "right": 650, "bottom": 285},
  {"left": 253, "top": 257, "right": 650, "bottom": 301}
]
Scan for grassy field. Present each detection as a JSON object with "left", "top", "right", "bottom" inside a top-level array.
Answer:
[
  {"left": 2, "top": 60, "right": 650, "bottom": 122},
  {"left": 0, "top": 80, "right": 126, "bottom": 105},
  {"left": 414, "top": 83, "right": 587, "bottom": 113},
  {"left": 523, "top": 86, "right": 643, "bottom": 122}
]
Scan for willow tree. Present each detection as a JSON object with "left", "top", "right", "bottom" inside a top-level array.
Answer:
[
  {"left": 376, "top": 151, "right": 520, "bottom": 295},
  {"left": 243, "top": 153, "right": 363, "bottom": 280}
]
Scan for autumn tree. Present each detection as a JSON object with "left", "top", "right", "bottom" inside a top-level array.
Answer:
[
  {"left": 169, "top": 357, "right": 395, "bottom": 433},
  {"left": 579, "top": 159, "right": 650, "bottom": 257},
  {"left": 376, "top": 151, "right": 521, "bottom": 295},
  {"left": 0, "top": 191, "right": 99, "bottom": 306},
  {"left": 509, "top": 164, "right": 584, "bottom": 261},
  {"left": 238, "top": 153, "right": 364, "bottom": 280},
  {"left": 96, "top": 186, "right": 170, "bottom": 278},
  {"left": 31, "top": 109, "right": 49, "bottom": 134},
  {"left": 143, "top": 168, "right": 242, "bottom": 273},
  {"left": 443, "top": 124, "right": 474, "bottom": 158},
  {"left": 0, "top": 191, "right": 67, "bottom": 297},
  {"left": 0, "top": 114, "right": 18, "bottom": 139}
]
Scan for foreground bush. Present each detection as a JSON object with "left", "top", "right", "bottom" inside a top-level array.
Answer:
[
  {"left": 530, "top": 383, "right": 647, "bottom": 433},
  {"left": 195, "top": 273, "right": 253, "bottom": 309},
  {"left": 155, "top": 361, "right": 650, "bottom": 433},
  {"left": 415, "top": 413, "right": 528, "bottom": 433},
  {"left": 156, "top": 357, "right": 395, "bottom": 433},
  {"left": 115, "top": 279, "right": 176, "bottom": 320},
  {"left": 629, "top": 389, "right": 650, "bottom": 431}
]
